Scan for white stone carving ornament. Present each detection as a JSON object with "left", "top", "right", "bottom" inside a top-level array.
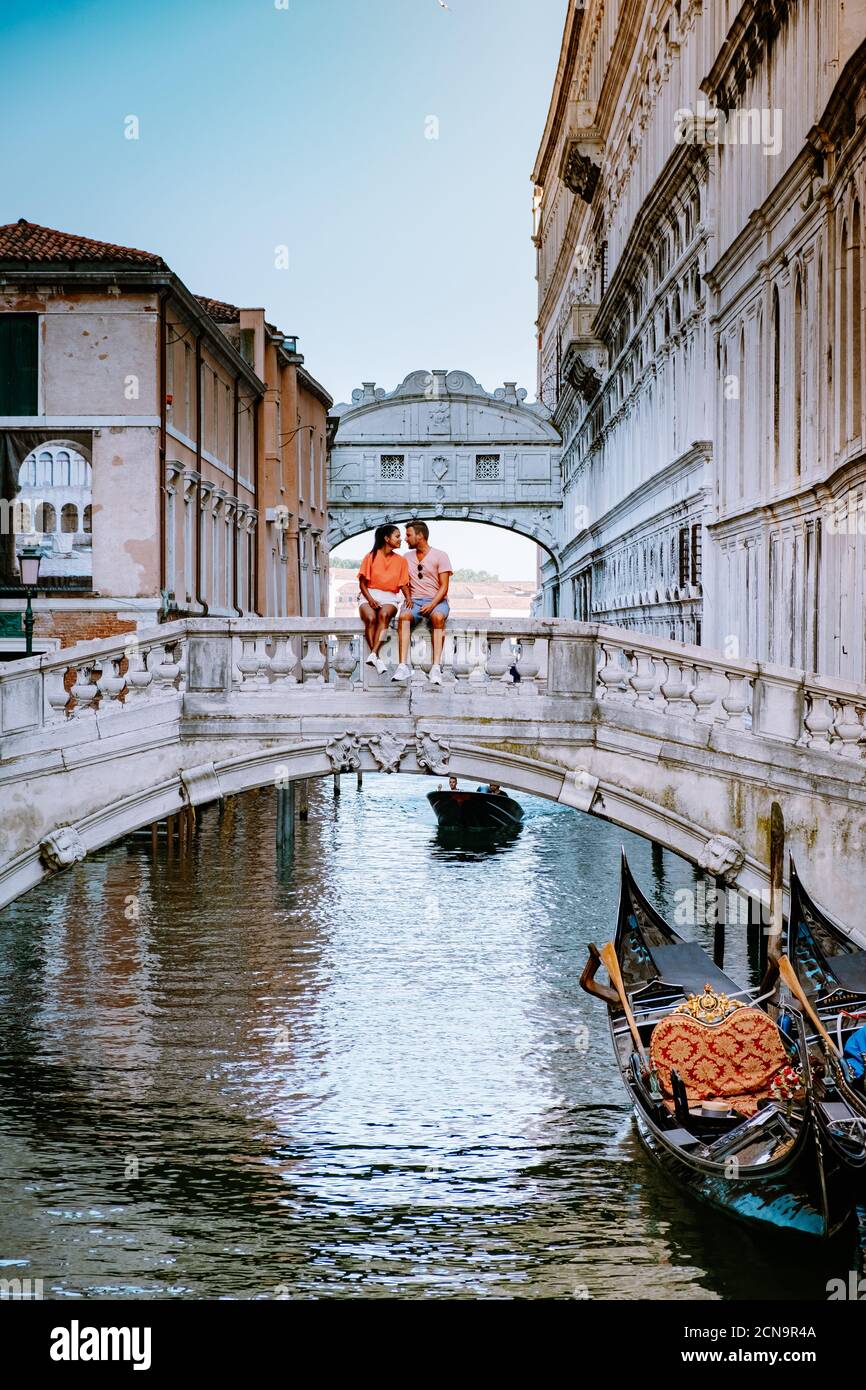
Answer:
[
  {"left": 365, "top": 733, "right": 408, "bottom": 774},
  {"left": 325, "top": 731, "right": 364, "bottom": 774},
  {"left": 40, "top": 827, "right": 87, "bottom": 871},
  {"left": 415, "top": 731, "right": 451, "bottom": 775},
  {"left": 698, "top": 834, "right": 745, "bottom": 884}
]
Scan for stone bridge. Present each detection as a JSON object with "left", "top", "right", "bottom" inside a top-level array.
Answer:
[
  {"left": 327, "top": 370, "right": 563, "bottom": 577},
  {"left": 3, "top": 619, "right": 866, "bottom": 923}
]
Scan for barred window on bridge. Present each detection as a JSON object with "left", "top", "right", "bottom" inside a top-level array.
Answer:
[{"left": 379, "top": 455, "right": 405, "bottom": 481}]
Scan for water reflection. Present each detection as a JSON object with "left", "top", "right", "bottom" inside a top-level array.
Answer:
[{"left": 0, "top": 775, "right": 858, "bottom": 1298}]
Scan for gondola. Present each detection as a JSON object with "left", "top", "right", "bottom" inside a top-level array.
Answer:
[
  {"left": 580, "top": 853, "right": 848, "bottom": 1239},
  {"left": 427, "top": 788, "right": 524, "bottom": 833},
  {"left": 781, "top": 860, "right": 866, "bottom": 1180}
]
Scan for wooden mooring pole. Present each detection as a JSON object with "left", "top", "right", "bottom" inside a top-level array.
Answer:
[
  {"left": 297, "top": 779, "right": 309, "bottom": 821},
  {"left": 276, "top": 783, "right": 295, "bottom": 856},
  {"left": 712, "top": 876, "right": 727, "bottom": 969},
  {"left": 764, "top": 801, "right": 785, "bottom": 977}
]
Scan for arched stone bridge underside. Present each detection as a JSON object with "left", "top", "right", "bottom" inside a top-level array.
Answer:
[
  {"left": 4, "top": 619, "right": 866, "bottom": 927},
  {"left": 327, "top": 369, "right": 563, "bottom": 562},
  {"left": 327, "top": 506, "right": 562, "bottom": 564}
]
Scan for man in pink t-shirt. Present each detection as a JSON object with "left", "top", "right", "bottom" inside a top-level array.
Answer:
[{"left": 392, "top": 520, "right": 452, "bottom": 686}]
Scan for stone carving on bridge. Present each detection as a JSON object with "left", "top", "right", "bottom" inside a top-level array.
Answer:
[
  {"left": 180, "top": 762, "right": 224, "bottom": 808},
  {"left": 697, "top": 834, "right": 745, "bottom": 884},
  {"left": 40, "top": 827, "right": 87, "bottom": 872},
  {"left": 325, "top": 731, "right": 365, "bottom": 774},
  {"left": 324, "top": 729, "right": 450, "bottom": 775},
  {"left": 415, "top": 731, "right": 451, "bottom": 775},
  {"left": 557, "top": 768, "right": 600, "bottom": 814},
  {"left": 365, "top": 732, "right": 409, "bottom": 775}
]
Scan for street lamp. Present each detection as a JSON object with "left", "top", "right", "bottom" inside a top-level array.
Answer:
[{"left": 18, "top": 545, "right": 42, "bottom": 658}]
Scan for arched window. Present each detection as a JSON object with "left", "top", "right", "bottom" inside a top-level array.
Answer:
[
  {"left": 793, "top": 270, "right": 803, "bottom": 478},
  {"left": 54, "top": 450, "right": 71, "bottom": 486},
  {"left": 61, "top": 503, "right": 78, "bottom": 534},
  {"left": 37, "top": 502, "right": 56, "bottom": 534},
  {"left": 738, "top": 326, "right": 746, "bottom": 497},
  {"left": 83, "top": 504, "right": 92, "bottom": 533},
  {"left": 840, "top": 217, "right": 848, "bottom": 447},
  {"left": 852, "top": 202, "right": 862, "bottom": 439},
  {"left": 772, "top": 285, "right": 781, "bottom": 484},
  {"left": 17, "top": 457, "right": 36, "bottom": 487},
  {"left": 755, "top": 308, "right": 764, "bottom": 492},
  {"left": 38, "top": 451, "right": 53, "bottom": 486},
  {"left": 70, "top": 454, "right": 88, "bottom": 486}
]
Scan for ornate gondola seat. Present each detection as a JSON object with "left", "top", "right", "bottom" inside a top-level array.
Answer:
[{"left": 650, "top": 987, "right": 788, "bottom": 1118}]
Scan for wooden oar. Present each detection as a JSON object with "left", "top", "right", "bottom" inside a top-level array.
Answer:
[
  {"left": 777, "top": 953, "right": 842, "bottom": 1059},
  {"left": 766, "top": 801, "right": 785, "bottom": 968},
  {"left": 600, "top": 940, "right": 648, "bottom": 1064}
]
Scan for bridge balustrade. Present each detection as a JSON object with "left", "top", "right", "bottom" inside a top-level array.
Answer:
[{"left": 2, "top": 618, "right": 866, "bottom": 760}]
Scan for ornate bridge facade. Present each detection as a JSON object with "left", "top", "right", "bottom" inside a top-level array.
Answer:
[
  {"left": 3, "top": 617, "right": 866, "bottom": 925},
  {"left": 327, "top": 370, "right": 564, "bottom": 590}
]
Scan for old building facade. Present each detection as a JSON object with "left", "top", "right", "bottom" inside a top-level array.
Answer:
[
  {"left": 533, "top": 0, "right": 866, "bottom": 677},
  {"left": 0, "top": 220, "right": 332, "bottom": 655}
]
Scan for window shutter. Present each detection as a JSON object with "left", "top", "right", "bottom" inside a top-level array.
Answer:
[
  {"left": 0, "top": 314, "right": 38, "bottom": 414},
  {"left": 690, "top": 523, "right": 702, "bottom": 585},
  {"left": 678, "top": 526, "right": 689, "bottom": 588}
]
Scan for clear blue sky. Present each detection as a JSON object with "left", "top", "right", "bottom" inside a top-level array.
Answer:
[{"left": 2, "top": 0, "right": 567, "bottom": 576}]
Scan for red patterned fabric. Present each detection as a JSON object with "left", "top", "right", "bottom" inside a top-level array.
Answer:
[{"left": 650, "top": 1008, "right": 787, "bottom": 1104}]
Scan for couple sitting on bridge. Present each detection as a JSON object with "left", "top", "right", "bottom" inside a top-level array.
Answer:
[{"left": 357, "top": 520, "right": 452, "bottom": 685}]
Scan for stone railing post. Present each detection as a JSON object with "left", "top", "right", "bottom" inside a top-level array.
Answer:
[
  {"left": 548, "top": 631, "right": 597, "bottom": 696},
  {"left": 0, "top": 661, "right": 44, "bottom": 737},
  {"left": 752, "top": 666, "right": 804, "bottom": 743},
  {"left": 186, "top": 628, "right": 233, "bottom": 696}
]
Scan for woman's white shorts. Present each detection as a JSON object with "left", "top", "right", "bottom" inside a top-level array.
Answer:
[{"left": 361, "top": 589, "right": 402, "bottom": 610}]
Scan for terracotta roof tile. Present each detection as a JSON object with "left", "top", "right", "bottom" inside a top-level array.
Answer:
[
  {"left": 195, "top": 294, "right": 241, "bottom": 323},
  {"left": 0, "top": 218, "right": 166, "bottom": 268}
]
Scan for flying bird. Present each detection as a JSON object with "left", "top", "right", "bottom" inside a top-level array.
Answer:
[{"left": 438, "top": 0, "right": 450, "bottom": 9}]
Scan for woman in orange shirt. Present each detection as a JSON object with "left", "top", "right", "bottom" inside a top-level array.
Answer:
[{"left": 357, "top": 525, "right": 412, "bottom": 674}]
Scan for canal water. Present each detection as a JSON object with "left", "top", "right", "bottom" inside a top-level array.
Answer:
[{"left": 0, "top": 776, "right": 857, "bottom": 1300}]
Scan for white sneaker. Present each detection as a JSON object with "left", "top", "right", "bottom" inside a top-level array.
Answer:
[
  {"left": 365, "top": 652, "right": 379, "bottom": 667},
  {"left": 391, "top": 662, "right": 411, "bottom": 683},
  {"left": 366, "top": 652, "right": 387, "bottom": 674},
  {"left": 428, "top": 663, "right": 443, "bottom": 686}
]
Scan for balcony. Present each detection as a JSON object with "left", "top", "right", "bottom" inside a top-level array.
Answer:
[
  {"left": 559, "top": 108, "right": 604, "bottom": 203},
  {"left": 561, "top": 305, "right": 608, "bottom": 401}
]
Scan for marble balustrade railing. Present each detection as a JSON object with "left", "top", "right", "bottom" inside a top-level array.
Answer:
[{"left": 1, "top": 618, "right": 866, "bottom": 759}]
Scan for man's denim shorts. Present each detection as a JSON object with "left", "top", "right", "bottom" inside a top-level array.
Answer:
[{"left": 407, "top": 598, "right": 450, "bottom": 625}]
